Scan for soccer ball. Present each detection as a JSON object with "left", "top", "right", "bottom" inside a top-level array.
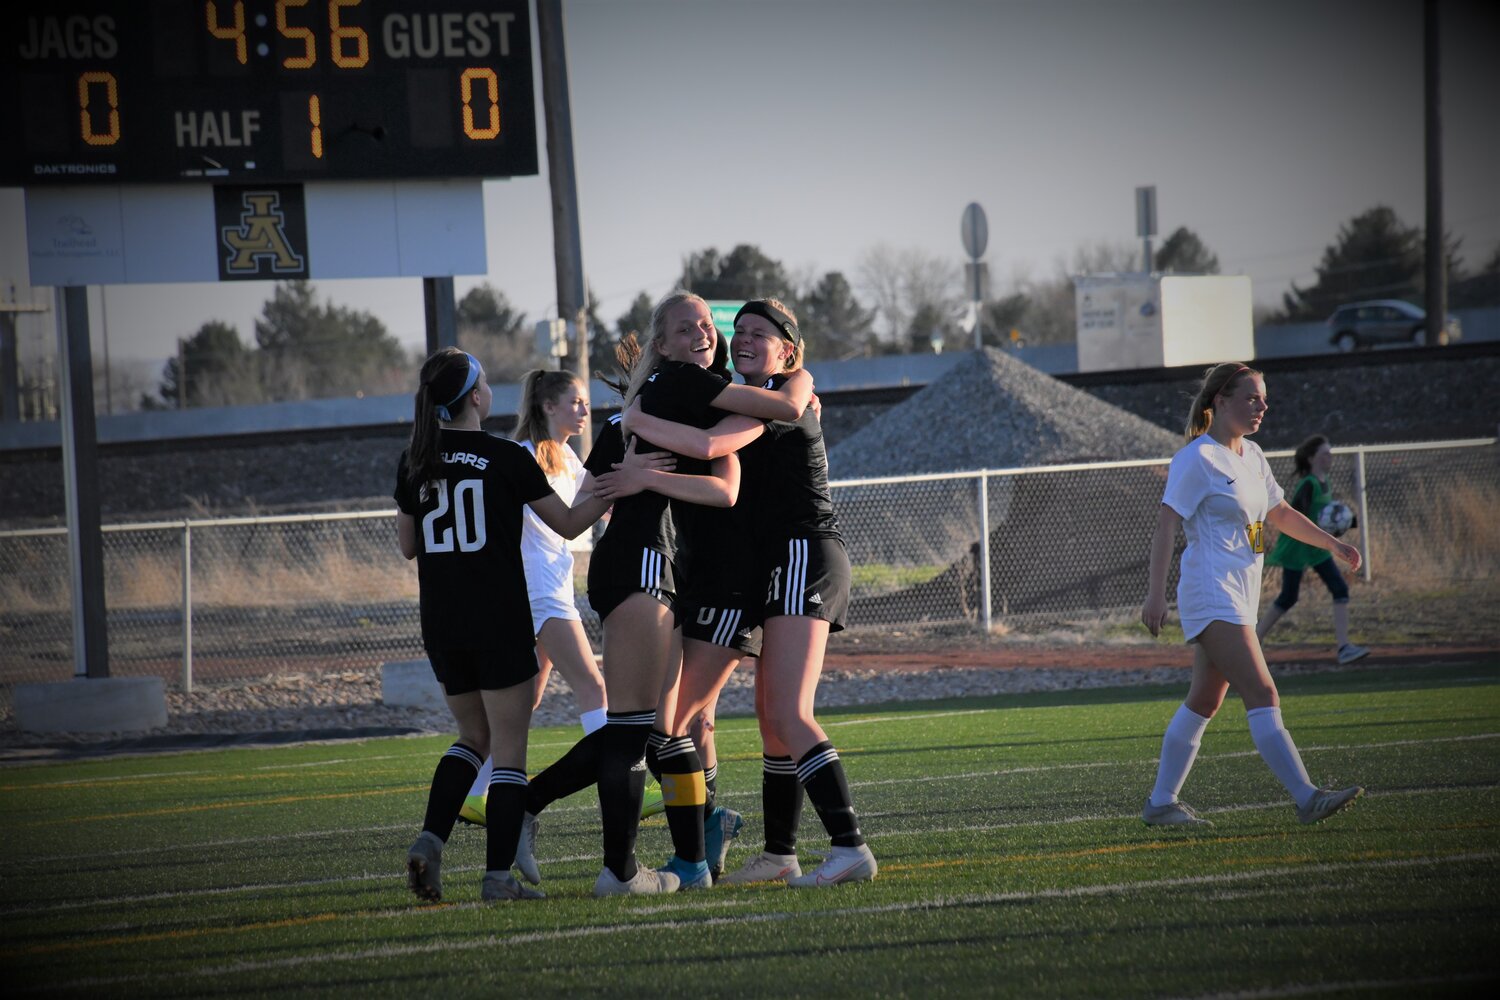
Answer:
[{"left": 1318, "top": 500, "right": 1355, "bottom": 537}]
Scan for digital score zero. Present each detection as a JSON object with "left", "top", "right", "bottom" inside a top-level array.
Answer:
[{"left": 1, "top": 0, "right": 538, "bottom": 185}]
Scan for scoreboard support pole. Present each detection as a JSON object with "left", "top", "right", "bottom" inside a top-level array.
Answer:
[
  {"left": 538, "top": 0, "right": 591, "bottom": 455},
  {"left": 423, "top": 277, "right": 458, "bottom": 355},
  {"left": 55, "top": 287, "right": 110, "bottom": 680},
  {"left": 15, "top": 286, "right": 167, "bottom": 735}
]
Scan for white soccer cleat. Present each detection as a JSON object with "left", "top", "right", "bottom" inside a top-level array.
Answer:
[
  {"left": 1337, "top": 643, "right": 1371, "bottom": 665},
  {"left": 786, "top": 844, "right": 877, "bottom": 888},
  {"left": 718, "top": 850, "right": 802, "bottom": 885},
  {"left": 1142, "top": 798, "right": 1213, "bottom": 827},
  {"left": 513, "top": 812, "right": 541, "bottom": 885},
  {"left": 593, "top": 865, "right": 682, "bottom": 896},
  {"left": 1298, "top": 785, "right": 1364, "bottom": 824}
]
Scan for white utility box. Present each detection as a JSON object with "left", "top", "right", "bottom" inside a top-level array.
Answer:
[{"left": 1074, "top": 274, "right": 1253, "bottom": 372}]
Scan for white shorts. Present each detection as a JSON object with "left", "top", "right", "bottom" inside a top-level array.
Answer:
[{"left": 529, "top": 591, "right": 581, "bottom": 636}]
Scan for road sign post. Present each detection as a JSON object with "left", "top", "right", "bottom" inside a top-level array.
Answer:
[{"left": 961, "top": 202, "right": 989, "bottom": 351}]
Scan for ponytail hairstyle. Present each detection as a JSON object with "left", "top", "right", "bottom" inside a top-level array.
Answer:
[
  {"left": 622, "top": 289, "right": 709, "bottom": 409},
  {"left": 1183, "top": 361, "right": 1261, "bottom": 441},
  {"left": 515, "top": 368, "right": 584, "bottom": 477},
  {"left": 1293, "top": 433, "right": 1329, "bottom": 478},
  {"left": 597, "top": 331, "right": 637, "bottom": 398},
  {"left": 407, "top": 348, "right": 481, "bottom": 491}
]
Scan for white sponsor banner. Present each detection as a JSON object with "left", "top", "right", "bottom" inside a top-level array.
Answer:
[{"left": 25, "top": 180, "right": 485, "bottom": 285}]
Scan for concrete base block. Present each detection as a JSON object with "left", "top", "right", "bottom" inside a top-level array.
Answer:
[
  {"left": 381, "top": 659, "right": 445, "bottom": 710},
  {"left": 15, "top": 676, "right": 168, "bottom": 734}
]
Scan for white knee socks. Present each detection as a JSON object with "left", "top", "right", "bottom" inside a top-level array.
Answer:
[
  {"left": 1149, "top": 704, "right": 1212, "bottom": 807},
  {"left": 468, "top": 757, "right": 495, "bottom": 798},
  {"left": 1246, "top": 706, "right": 1317, "bottom": 808},
  {"left": 580, "top": 707, "right": 608, "bottom": 735},
  {"left": 468, "top": 709, "right": 609, "bottom": 799}
]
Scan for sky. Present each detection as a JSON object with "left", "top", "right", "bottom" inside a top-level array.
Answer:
[{"left": 2, "top": 0, "right": 1497, "bottom": 376}]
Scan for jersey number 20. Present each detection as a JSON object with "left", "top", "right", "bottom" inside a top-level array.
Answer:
[{"left": 423, "top": 479, "right": 487, "bottom": 553}]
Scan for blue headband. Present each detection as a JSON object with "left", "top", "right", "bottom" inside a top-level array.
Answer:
[{"left": 435, "top": 354, "right": 482, "bottom": 421}]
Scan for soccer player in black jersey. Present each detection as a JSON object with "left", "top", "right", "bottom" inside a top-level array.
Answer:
[
  {"left": 515, "top": 290, "right": 808, "bottom": 896},
  {"left": 625, "top": 298, "right": 878, "bottom": 887},
  {"left": 395, "top": 348, "right": 615, "bottom": 904}
]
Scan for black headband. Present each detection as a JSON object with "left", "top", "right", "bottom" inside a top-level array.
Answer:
[{"left": 733, "top": 301, "right": 800, "bottom": 348}]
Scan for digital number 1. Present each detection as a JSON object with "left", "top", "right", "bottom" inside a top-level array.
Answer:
[{"left": 308, "top": 95, "right": 323, "bottom": 158}]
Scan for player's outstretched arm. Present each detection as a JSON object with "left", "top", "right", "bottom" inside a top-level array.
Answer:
[
  {"left": 710, "top": 368, "right": 813, "bottom": 421},
  {"left": 594, "top": 453, "right": 740, "bottom": 508},
  {"left": 626, "top": 402, "right": 765, "bottom": 460},
  {"left": 1141, "top": 503, "right": 1181, "bottom": 637},
  {"left": 530, "top": 491, "right": 613, "bottom": 540},
  {"left": 1267, "top": 500, "right": 1362, "bottom": 571}
]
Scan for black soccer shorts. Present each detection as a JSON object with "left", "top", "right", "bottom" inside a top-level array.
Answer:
[
  {"left": 427, "top": 646, "right": 539, "bottom": 695},
  {"left": 761, "top": 536, "right": 850, "bottom": 633},
  {"left": 679, "top": 598, "right": 763, "bottom": 657}
]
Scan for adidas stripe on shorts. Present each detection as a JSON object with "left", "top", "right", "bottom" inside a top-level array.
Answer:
[
  {"left": 762, "top": 536, "right": 850, "bottom": 632},
  {"left": 587, "top": 544, "right": 676, "bottom": 621},
  {"left": 680, "top": 600, "right": 763, "bottom": 657}
]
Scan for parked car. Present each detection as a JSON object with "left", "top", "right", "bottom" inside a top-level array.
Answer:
[{"left": 1327, "top": 300, "right": 1461, "bottom": 352}]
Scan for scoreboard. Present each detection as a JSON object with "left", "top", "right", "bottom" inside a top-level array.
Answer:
[{"left": 1, "top": 0, "right": 538, "bottom": 185}]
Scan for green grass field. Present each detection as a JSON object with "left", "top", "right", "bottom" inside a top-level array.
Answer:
[{"left": 3, "top": 664, "right": 1497, "bottom": 998}]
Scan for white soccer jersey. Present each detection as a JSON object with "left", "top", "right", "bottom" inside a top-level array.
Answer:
[
  {"left": 1161, "top": 434, "right": 1285, "bottom": 640},
  {"left": 518, "top": 441, "right": 587, "bottom": 613}
]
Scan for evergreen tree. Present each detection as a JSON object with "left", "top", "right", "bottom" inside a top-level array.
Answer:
[
  {"left": 801, "top": 271, "right": 876, "bottom": 359},
  {"left": 1154, "top": 227, "right": 1221, "bottom": 274},
  {"left": 156, "top": 321, "right": 256, "bottom": 408},
  {"left": 679, "top": 244, "right": 796, "bottom": 304},
  {"left": 1280, "top": 207, "right": 1424, "bottom": 320},
  {"left": 254, "top": 281, "right": 406, "bottom": 399}
]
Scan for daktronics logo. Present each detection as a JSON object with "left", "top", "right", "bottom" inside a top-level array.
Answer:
[{"left": 33, "top": 163, "right": 118, "bottom": 175}]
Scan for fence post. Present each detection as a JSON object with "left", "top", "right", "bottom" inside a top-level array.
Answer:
[
  {"left": 181, "top": 521, "right": 194, "bottom": 693},
  {"left": 1354, "top": 448, "right": 1373, "bottom": 582},
  {"left": 978, "top": 473, "right": 992, "bottom": 633}
]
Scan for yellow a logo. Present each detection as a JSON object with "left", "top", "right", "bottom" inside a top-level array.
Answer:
[{"left": 222, "top": 192, "right": 305, "bottom": 274}]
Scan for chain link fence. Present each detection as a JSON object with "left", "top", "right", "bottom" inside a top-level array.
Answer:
[{"left": 1, "top": 439, "right": 1494, "bottom": 689}]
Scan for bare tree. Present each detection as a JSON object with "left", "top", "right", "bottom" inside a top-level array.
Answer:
[{"left": 856, "top": 244, "right": 961, "bottom": 350}]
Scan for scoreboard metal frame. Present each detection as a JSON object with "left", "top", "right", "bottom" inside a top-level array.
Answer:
[{"left": 1, "top": 0, "right": 538, "bottom": 186}]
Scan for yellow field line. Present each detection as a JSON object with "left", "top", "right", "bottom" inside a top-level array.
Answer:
[
  {"left": 11, "top": 784, "right": 429, "bottom": 827},
  {"left": 0, "top": 770, "right": 392, "bottom": 794},
  {"left": 4, "top": 911, "right": 349, "bottom": 958}
]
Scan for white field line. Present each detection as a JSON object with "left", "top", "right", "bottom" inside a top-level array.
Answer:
[
  {"left": 1166, "top": 971, "right": 1496, "bottom": 1000},
  {"left": 19, "top": 852, "right": 1497, "bottom": 995},
  {"left": 2, "top": 711, "right": 993, "bottom": 793},
  {"left": 19, "top": 732, "right": 1500, "bottom": 868},
  {"left": 12, "top": 719, "right": 1496, "bottom": 798},
  {"left": 846, "top": 731, "right": 1500, "bottom": 790},
  {"left": 8, "top": 782, "right": 1495, "bottom": 919}
]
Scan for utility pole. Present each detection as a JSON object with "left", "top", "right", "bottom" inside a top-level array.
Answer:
[
  {"left": 1423, "top": 0, "right": 1445, "bottom": 345},
  {"left": 537, "top": 0, "right": 591, "bottom": 453}
]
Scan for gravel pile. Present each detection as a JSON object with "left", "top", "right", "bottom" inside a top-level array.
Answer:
[{"left": 827, "top": 348, "right": 1180, "bottom": 478}]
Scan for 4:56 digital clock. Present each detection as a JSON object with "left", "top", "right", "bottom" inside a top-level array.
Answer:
[{"left": 1, "top": 0, "right": 538, "bottom": 185}]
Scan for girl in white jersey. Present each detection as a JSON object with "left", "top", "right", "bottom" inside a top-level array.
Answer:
[
  {"left": 458, "top": 370, "right": 613, "bottom": 825},
  {"left": 1141, "top": 362, "right": 1365, "bottom": 827}
]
